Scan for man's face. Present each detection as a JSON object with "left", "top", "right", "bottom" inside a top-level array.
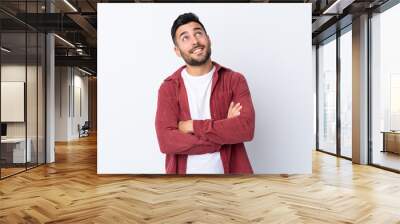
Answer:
[{"left": 174, "top": 21, "right": 212, "bottom": 66}]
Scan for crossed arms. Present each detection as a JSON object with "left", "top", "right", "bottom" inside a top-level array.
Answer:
[{"left": 155, "top": 74, "right": 255, "bottom": 155}]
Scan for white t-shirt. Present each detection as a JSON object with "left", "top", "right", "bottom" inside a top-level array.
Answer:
[{"left": 181, "top": 66, "right": 224, "bottom": 174}]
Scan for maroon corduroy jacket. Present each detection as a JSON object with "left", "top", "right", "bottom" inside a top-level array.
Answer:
[{"left": 155, "top": 61, "right": 255, "bottom": 174}]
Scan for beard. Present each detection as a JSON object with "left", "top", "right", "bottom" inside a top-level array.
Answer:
[{"left": 179, "top": 44, "right": 212, "bottom": 66}]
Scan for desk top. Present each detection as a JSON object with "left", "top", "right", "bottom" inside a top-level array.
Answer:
[
  {"left": 1, "top": 138, "right": 30, "bottom": 143},
  {"left": 381, "top": 131, "right": 400, "bottom": 134}
]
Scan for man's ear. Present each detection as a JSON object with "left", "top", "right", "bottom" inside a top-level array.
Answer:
[{"left": 174, "top": 46, "right": 182, "bottom": 58}]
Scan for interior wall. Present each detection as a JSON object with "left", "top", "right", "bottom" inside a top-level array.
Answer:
[
  {"left": 88, "top": 77, "right": 97, "bottom": 132},
  {"left": 1, "top": 64, "right": 39, "bottom": 138},
  {"left": 1, "top": 62, "right": 45, "bottom": 168},
  {"left": 55, "top": 66, "right": 69, "bottom": 141},
  {"left": 72, "top": 71, "right": 89, "bottom": 138},
  {"left": 55, "top": 66, "right": 89, "bottom": 141}
]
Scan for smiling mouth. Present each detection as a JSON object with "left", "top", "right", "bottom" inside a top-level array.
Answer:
[{"left": 191, "top": 47, "right": 204, "bottom": 54}]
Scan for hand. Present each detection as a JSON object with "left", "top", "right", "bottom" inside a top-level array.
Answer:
[
  {"left": 178, "top": 120, "right": 193, "bottom": 134},
  {"left": 227, "top": 101, "right": 242, "bottom": 118}
]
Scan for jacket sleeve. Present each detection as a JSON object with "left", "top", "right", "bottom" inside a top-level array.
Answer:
[
  {"left": 192, "top": 74, "right": 255, "bottom": 145},
  {"left": 155, "top": 81, "right": 222, "bottom": 155}
]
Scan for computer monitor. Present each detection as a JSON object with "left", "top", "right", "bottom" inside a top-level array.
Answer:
[{"left": 1, "top": 123, "right": 7, "bottom": 137}]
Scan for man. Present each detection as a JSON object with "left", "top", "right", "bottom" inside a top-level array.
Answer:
[{"left": 155, "top": 12, "right": 255, "bottom": 174}]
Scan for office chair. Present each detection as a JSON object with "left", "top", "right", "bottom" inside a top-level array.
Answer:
[{"left": 79, "top": 121, "right": 90, "bottom": 138}]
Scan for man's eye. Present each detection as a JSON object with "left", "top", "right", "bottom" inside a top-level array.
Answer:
[
  {"left": 195, "top": 32, "right": 203, "bottom": 36},
  {"left": 182, "top": 36, "right": 188, "bottom": 41}
]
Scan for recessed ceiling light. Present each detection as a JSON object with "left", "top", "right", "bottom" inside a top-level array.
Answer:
[
  {"left": 1, "top": 47, "right": 11, "bottom": 53},
  {"left": 63, "top": 0, "right": 78, "bottom": 12},
  {"left": 54, "top": 34, "right": 75, "bottom": 48},
  {"left": 323, "top": 0, "right": 354, "bottom": 15},
  {"left": 78, "top": 67, "right": 93, "bottom": 76}
]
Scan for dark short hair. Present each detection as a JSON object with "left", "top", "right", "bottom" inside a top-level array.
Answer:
[{"left": 171, "top": 12, "right": 207, "bottom": 45}]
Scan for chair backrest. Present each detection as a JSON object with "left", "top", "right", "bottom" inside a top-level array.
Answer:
[{"left": 82, "top": 121, "right": 90, "bottom": 129}]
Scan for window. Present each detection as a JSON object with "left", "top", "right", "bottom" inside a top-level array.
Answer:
[
  {"left": 371, "top": 2, "right": 400, "bottom": 171},
  {"left": 318, "top": 36, "right": 337, "bottom": 154},
  {"left": 339, "top": 28, "right": 352, "bottom": 158}
]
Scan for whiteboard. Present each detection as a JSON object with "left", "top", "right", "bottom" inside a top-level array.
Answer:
[
  {"left": 1, "top": 82, "right": 25, "bottom": 122},
  {"left": 98, "top": 3, "right": 313, "bottom": 174}
]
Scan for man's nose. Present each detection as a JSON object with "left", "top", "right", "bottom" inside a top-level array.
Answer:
[{"left": 191, "top": 36, "right": 200, "bottom": 45}]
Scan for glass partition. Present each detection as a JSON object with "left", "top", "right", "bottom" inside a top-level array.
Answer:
[
  {"left": 1, "top": 31, "right": 28, "bottom": 177},
  {"left": 371, "top": 3, "right": 400, "bottom": 171},
  {"left": 317, "top": 36, "right": 337, "bottom": 155},
  {"left": 0, "top": 1, "right": 46, "bottom": 179},
  {"left": 339, "top": 28, "right": 352, "bottom": 158}
]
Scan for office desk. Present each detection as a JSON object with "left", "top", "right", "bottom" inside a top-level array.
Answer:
[
  {"left": 1, "top": 138, "right": 32, "bottom": 163},
  {"left": 381, "top": 131, "right": 400, "bottom": 154}
]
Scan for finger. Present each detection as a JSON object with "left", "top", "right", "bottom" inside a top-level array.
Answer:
[
  {"left": 232, "top": 111, "right": 240, "bottom": 117},
  {"left": 233, "top": 105, "right": 242, "bottom": 113},
  {"left": 232, "top": 103, "right": 241, "bottom": 110},
  {"left": 228, "top": 102, "right": 234, "bottom": 111}
]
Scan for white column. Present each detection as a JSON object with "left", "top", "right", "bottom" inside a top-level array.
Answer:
[
  {"left": 45, "top": 1, "right": 56, "bottom": 163},
  {"left": 46, "top": 33, "right": 55, "bottom": 163}
]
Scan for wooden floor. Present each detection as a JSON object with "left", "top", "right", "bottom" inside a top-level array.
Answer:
[
  {"left": 1, "top": 163, "right": 45, "bottom": 178},
  {"left": 0, "top": 167, "right": 26, "bottom": 178},
  {"left": 1, "top": 134, "right": 400, "bottom": 223}
]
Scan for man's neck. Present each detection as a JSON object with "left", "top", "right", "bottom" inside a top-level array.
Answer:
[{"left": 185, "top": 60, "right": 213, "bottom": 76}]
